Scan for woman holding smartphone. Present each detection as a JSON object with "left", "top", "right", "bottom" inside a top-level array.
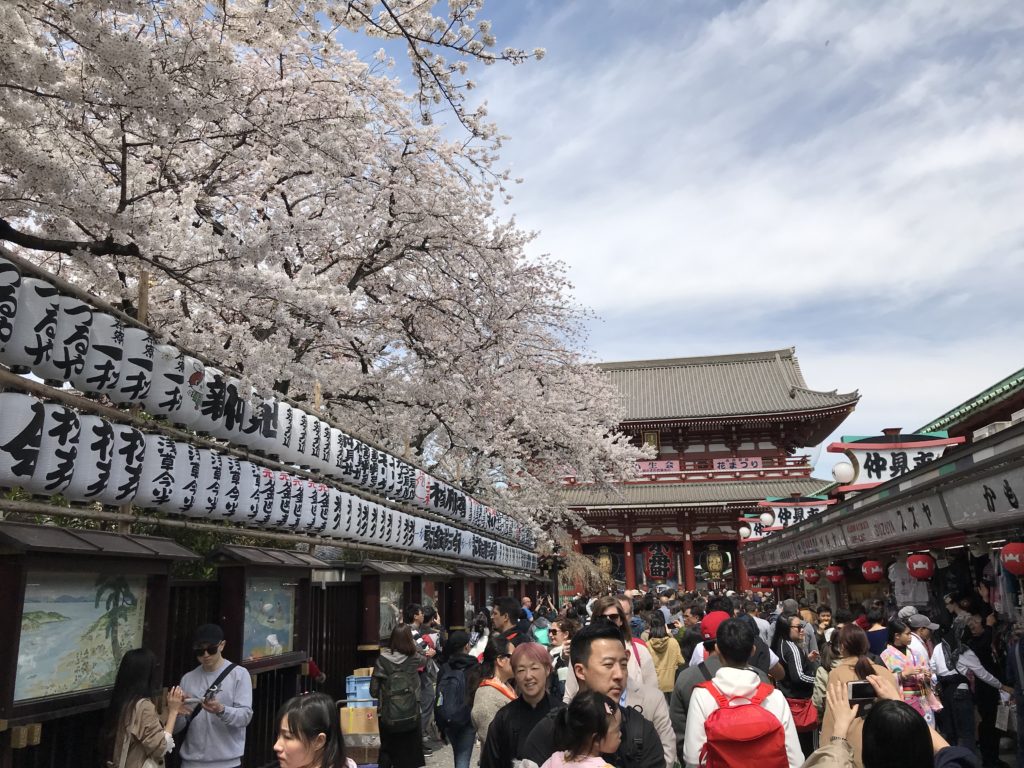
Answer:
[{"left": 819, "top": 625, "right": 897, "bottom": 768}]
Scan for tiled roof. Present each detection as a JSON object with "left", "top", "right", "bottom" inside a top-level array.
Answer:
[
  {"left": 563, "top": 477, "right": 832, "bottom": 508},
  {"left": 917, "top": 364, "right": 1024, "bottom": 433},
  {"left": 599, "top": 348, "right": 858, "bottom": 421}
]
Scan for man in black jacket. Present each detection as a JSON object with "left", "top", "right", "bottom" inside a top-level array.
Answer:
[
  {"left": 520, "top": 623, "right": 666, "bottom": 768},
  {"left": 491, "top": 596, "right": 531, "bottom": 647}
]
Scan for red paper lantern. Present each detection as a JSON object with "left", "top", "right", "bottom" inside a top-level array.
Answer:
[
  {"left": 861, "top": 560, "right": 884, "bottom": 582},
  {"left": 1001, "top": 542, "right": 1024, "bottom": 576},
  {"left": 784, "top": 572, "right": 800, "bottom": 586},
  {"left": 803, "top": 567, "right": 820, "bottom": 584},
  {"left": 771, "top": 574, "right": 784, "bottom": 587},
  {"left": 825, "top": 565, "right": 845, "bottom": 583},
  {"left": 906, "top": 553, "right": 935, "bottom": 581}
]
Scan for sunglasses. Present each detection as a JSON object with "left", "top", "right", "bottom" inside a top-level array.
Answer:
[
  {"left": 602, "top": 613, "right": 623, "bottom": 623},
  {"left": 194, "top": 643, "right": 221, "bottom": 656},
  {"left": 549, "top": 628, "right": 562, "bottom": 635}
]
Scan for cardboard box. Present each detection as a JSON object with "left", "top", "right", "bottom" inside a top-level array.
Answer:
[
  {"left": 353, "top": 667, "right": 374, "bottom": 676},
  {"left": 341, "top": 707, "right": 379, "bottom": 735}
]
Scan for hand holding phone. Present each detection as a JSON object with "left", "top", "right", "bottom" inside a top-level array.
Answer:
[{"left": 847, "top": 680, "right": 877, "bottom": 704}]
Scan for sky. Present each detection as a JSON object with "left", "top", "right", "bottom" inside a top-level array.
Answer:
[
  {"left": 346, "top": 1, "right": 1024, "bottom": 477},
  {"left": 451, "top": 0, "right": 1024, "bottom": 475}
]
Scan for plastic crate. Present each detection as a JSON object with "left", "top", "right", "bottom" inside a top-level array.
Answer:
[{"left": 345, "top": 675, "right": 375, "bottom": 708}]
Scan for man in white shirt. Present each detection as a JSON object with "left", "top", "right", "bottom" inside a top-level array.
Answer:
[
  {"left": 907, "top": 614, "right": 938, "bottom": 685},
  {"left": 683, "top": 618, "right": 803, "bottom": 768}
]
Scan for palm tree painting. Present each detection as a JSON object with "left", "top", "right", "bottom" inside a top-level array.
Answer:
[{"left": 94, "top": 575, "right": 138, "bottom": 661}]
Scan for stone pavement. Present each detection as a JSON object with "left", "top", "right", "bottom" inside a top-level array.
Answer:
[{"left": 424, "top": 739, "right": 456, "bottom": 768}]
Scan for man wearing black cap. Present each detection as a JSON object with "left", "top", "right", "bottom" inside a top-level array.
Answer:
[{"left": 174, "top": 624, "right": 253, "bottom": 768}]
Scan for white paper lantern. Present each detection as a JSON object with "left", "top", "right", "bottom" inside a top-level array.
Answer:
[
  {"left": 109, "top": 328, "right": 154, "bottom": 404},
  {"left": 222, "top": 379, "right": 255, "bottom": 439},
  {"left": 274, "top": 403, "right": 297, "bottom": 463},
  {"left": 235, "top": 460, "right": 262, "bottom": 523},
  {"left": 44, "top": 295, "right": 93, "bottom": 382},
  {"left": 192, "top": 448, "right": 224, "bottom": 518},
  {"left": 0, "top": 257, "right": 21, "bottom": 357},
  {"left": 101, "top": 423, "right": 147, "bottom": 504},
  {"left": 166, "top": 355, "right": 204, "bottom": 429},
  {"left": 254, "top": 464, "right": 278, "bottom": 525},
  {"left": 324, "top": 428, "right": 346, "bottom": 481},
  {"left": 216, "top": 456, "right": 243, "bottom": 519},
  {"left": 27, "top": 404, "right": 81, "bottom": 495},
  {"left": 333, "top": 490, "right": 357, "bottom": 540},
  {"left": 0, "top": 392, "right": 45, "bottom": 488},
  {"left": 293, "top": 478, "right": 317, "bottom": 532},
  {"left": 309, "top": 481, "right": 330, "bottom": 533},
  {"left": 71, "top": 311, "right": 123, "bottom": 394},
  {"left": 268, "top": 470, "right": 300, "bottom": 529},
  {"left": 292, "top": 410, "right": 311, "bottom": 467},
  {"left": 242, "top": 397, "right": 279, "bottom": 459},
  {"left": 323, "top": 487, "right": 344, "bottom": 536},
  {"left": 135, "top": 433, "right": 181, "bottom": 510},
  {"left": 144, "top": 344, "right": 185, "bottom": 418},
  {"left": 63, "top": 415, "right": 114, "bottom": 502},
  {"left": 5, "top": 277, "right": 59, "bottom": 371},
  {"left": 190, "top": 365, "right": 226, "bottom": 435},
  {"left": 171, "top": 442, "right": 202, "bottom": 514}
]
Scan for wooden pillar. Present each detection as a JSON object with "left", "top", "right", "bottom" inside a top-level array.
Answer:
[
  {"left": 410, "top": 575, "right": 423, "bottom": 606},
  {"left": 734, "top": 548, "right": 750, "bottom": 593},
  {"left": 360, "top": 573, "right": 381, "bottom": 649},
  {"left": 624, "top": 538, "right": 637, "bottom": 590},
  {"left": 683, "top": 533, "right": 696, "bottom": 592},
  {"left": 495, "top": 580, "right": 508, "bottom": 598},
  {"left": 446, "top": 578, "right": 466, "bottom": 630}
]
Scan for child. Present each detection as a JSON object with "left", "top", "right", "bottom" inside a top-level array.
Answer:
[{"left": 540, "top": 691, "right": 622, "bottom": 768}]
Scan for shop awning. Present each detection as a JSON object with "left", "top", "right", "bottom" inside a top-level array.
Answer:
[
  {"left": 211, "top": 544, "right": 331, "bottom": 568},
  {"left": 0, "top": 520, "right": 198, "bottom": 560},
  {"left": 362, "top": 560, "right": 453, "bottom": 577}
]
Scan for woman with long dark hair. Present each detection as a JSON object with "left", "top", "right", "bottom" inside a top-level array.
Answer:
[
  {"left": 99, "top": 649, "right": 186, "bottom": 768},
  {"left": 370, "top": 625, "right": 426, "bottom": 768},
  {"left": 771, "top": 611, "right": 820, "bottom": 756},
  {"left": 819, "top": 624, "right": 898, "bottom": 767},
  {"left": 468, "top": 635, "right": 516, "bottom": 757},
  {"left": 880, "top": 619, "right": 936, "bottom": 728},
  {"left": 273, "top": 692, "right": 354, "bottom": 768}
]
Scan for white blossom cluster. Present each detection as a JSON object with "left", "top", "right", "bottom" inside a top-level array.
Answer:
[{"left": 0, "top": 1, "right": 644, "bottom": 538}]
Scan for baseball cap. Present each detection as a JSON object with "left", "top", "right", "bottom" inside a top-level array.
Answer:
[
  {"left": 193, "top": 623, "right": 224, "bottom": 645},
  {"left": 701, "top": 610, "right": 731, "bottom": 641},
  {"left": 907, "top": 614, "right": 939, "bottom": 631}
]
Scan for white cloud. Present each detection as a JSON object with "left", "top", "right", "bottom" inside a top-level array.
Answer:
[{"left": 478, "top": 0, "right": 1024, "bottom": 312}]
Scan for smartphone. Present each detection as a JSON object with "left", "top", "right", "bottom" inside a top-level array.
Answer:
[
  {"left": 183, "top": 697, "right": 203, "bottom": 705},
  {"left": 847, "top": 680, "right": 876, "bottom": 703}
]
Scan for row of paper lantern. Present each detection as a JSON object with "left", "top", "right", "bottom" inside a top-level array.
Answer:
[
  {"left": 752, "top": 555, "right": 944, "bottom": 589},
  {"left": 0, "top": 258, "right": 535, "bottom": 551},
  {"left": 0, "top": 392, "right": 537, "bottom": 569}
]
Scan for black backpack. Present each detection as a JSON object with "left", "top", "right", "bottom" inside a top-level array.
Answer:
[
  {"left": 377, "top": 657, "right": 420, "bottom": 732},
  {"left": 433, "top": 663, "right": 471, "bottom": 731}
]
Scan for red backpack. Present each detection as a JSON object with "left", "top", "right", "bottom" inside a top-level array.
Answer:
[{"left": 696, "top": 681, "right": 789, "bottom": 768}]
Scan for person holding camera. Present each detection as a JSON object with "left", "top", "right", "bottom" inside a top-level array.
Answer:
[
  {"left": 819, "top": 624, "right": 897, "bottom": 767},
  {"left": 174, "top": 624, "right": 253, "bottom": 768}
]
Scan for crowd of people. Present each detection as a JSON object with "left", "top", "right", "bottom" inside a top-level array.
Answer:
[
  {"left": 94, "top": 587, "right": 1024, "bottom": 768},
  {"left": 370, "top": 588, "right": 1023, "bottom": 768}
]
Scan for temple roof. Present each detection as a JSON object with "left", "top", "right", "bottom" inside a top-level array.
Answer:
[
  {"left": 563, "top": 477, "right": 832, "bottom": 508},
  {"left": 599, "top": 347, "right": 858, "bottom": 422}
]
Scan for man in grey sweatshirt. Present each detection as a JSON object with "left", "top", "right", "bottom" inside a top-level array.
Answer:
[{"left": 174, "top": 624, "right": 253, "bottom": 768}]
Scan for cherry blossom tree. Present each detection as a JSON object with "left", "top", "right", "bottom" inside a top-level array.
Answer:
[{"left": 0, "top": 0, "right": 646, "bottom": 529}]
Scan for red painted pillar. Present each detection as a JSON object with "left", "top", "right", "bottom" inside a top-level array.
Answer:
[
  {"left": 683, "top": 534, "right": 696, "bottom": 592},
  {"left": 735, "top": 548, "right": 749, "bottom": 592},
  {"left": 572, "top": 537, "right": 585, "bottom": 595},
  {"left": 624, "top": 538, "right": 637, "bottom": 590}
]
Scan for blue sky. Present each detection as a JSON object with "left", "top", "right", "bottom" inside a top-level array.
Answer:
[{"left": 355, "top": 1, "right": 1024, "bottom": 475}]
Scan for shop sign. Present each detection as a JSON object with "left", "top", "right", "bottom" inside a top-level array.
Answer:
[
  {"left": 943, "top": 465, "right": 1024, "bottom": 529},
  {"left": 712, "top": 456, "right": 763, "bottom": 471},
  {"left": 842, "top": 493, "right": 948, "bottom": 551},
  {"left": 793, "top": 528, "right": 849, "bottom": 559}
]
